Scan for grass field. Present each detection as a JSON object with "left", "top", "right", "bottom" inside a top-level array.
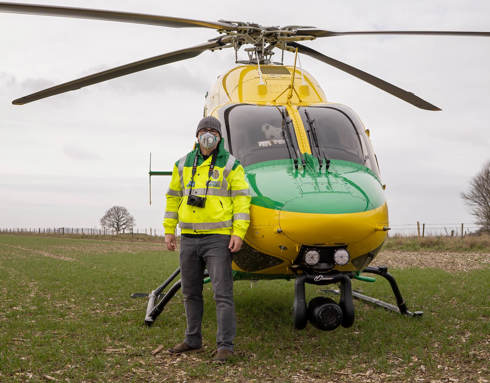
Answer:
[{"left": 0, "top": 234, "right": 488, "bottom": 382}]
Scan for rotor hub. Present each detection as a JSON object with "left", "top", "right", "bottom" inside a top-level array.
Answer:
[{"left": 215, "top": 21, "right": 317, "bottom": 64}]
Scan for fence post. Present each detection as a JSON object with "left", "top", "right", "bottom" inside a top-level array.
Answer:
[
  {"left": 451, "top": 230, "right": 454, "bottom": 237},
  {"left": 461, "top": 223, "right": 464, "bottom": 237},
  {"left": 422, "top": 223, "right": 425, "bottom": 238},
  {"left": 417, "top": 221, "right": 420, "bottom": 237}
]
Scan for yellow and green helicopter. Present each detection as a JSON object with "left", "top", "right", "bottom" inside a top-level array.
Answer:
[{"left": 1, "top": 2, "right": 488, "bottom": 331}]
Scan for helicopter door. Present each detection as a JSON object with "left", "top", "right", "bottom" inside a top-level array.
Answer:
[{"left": 222, "top": 104, "right": 298, "bottom": 167}]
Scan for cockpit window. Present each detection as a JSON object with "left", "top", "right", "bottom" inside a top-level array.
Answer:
[
  {"left": 224, "top": 105, "right": 295, "bottom": 166},
  {"left": 298, "top": 106, "right": 364, "bottom": 165}
]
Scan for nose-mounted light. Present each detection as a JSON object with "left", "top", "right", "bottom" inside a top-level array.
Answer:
[
  {"left": 333, "top": 248, "right": 350, "bottom": 266},
  {"left": 304, "top": 250, "right": 320, "bottom": 266}
]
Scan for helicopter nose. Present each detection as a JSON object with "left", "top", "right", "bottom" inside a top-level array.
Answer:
[{"left": 278, "top": 194, "right": 388, "bottom": 245}]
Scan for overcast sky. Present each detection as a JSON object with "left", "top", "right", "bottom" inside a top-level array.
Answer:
[{"left": 0, "top": 0, "right": 489, "bottom": 234}]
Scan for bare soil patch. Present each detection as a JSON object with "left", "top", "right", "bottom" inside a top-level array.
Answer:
[
  {"left": 0, "top": 243, "right": 75, "bottom": 262},
  {"left": 52, "top": 241, "right": 164, "bottom": 255},
  {"left": 374, "top": 250, "right": 490, "bottom": 272}
]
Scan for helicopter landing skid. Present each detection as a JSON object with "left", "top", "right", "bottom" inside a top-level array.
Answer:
[
  {"left": 323, "top": 288, "right": 423, "bottom": 317},
  {"left": 323, "top": 265, "right": 423, "bottom": 317}
]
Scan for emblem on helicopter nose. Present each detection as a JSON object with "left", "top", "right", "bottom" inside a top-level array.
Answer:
[{"left": 314, "top": 275, "right": 334, "bottom": 282}]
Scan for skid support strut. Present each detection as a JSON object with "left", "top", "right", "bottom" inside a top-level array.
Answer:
[
  {"left": 144, "top": 267, "right": 182, "bottom": 326},
  {"left": 143, "top": 268, "right": 211, "bottom": 326},
  {"left": 325, "top": 266, "right": 423, "bottom": 317},
  {"left": 362, "top": 266, "right": 423, "bottom": 317},
  {"left": 293, "top": 275, "right": 307, "bottom": 329}
]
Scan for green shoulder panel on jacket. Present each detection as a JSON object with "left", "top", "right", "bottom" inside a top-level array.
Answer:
[
  {"left": 232, "top": 157, "right": 241, "bottom": 171},
  {"left": 183, "top": 149, "right": 197, "bottom": 167},
  {"left": 213, "top": 139, "right": 231, "bottom": 168}
]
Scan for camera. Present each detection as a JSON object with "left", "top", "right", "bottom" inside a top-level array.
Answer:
[{"left": 187, "top": 194, "right": 206, "bottom": 208}]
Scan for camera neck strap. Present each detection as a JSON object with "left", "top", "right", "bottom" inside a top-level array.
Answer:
[{"left": 188, "top": 150, "right": 217, "bottom": 197}]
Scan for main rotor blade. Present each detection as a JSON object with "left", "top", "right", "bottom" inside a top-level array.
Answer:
[
  {"left": 0, "top": 2, "right": 234, "bottom": 30},
  {"left": 12, "top": 40, "right": 223, "bottom": 105},
  {"left": 288, "top": 42, "right": 440, "bottom": 111},
  {"left": 296, "top": 29, "right": 490, "bottom": 38}
]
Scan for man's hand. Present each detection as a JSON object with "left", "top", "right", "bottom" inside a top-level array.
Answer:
[
  {"left": 165, "top": 234, "right": 177, "bottom": 251},
  {"left": 228, "top": 235, "right": 243, "bottom": 253}
]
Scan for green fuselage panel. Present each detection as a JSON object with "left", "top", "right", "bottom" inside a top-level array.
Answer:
[{"left": 245, "top": 158, "right": 385, "bottom": 214}]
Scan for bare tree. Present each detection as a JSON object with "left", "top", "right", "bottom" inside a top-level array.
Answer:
[
  {"left": 100, "top": 206, "right": 135, "bottom": 234},
  {"left": 461, "top": 161, "right": 490, "bottom": 232}
]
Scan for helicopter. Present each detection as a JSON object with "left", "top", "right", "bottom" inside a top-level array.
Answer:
[{"left": 1, "top": 2, "right": 489, "bottom": 332}]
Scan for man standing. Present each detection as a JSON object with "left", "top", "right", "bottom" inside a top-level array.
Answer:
[{"left": 163, "top": 116, "right": 251, "bottom": 361}]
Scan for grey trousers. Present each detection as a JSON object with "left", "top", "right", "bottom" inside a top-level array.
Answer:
[{"left": 180, "top": 234, "right": 236, "bottom": 351}]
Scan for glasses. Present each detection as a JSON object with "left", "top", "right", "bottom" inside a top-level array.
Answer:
[{"left": 199, "top": 128, "right": 219, "bottom": 135}]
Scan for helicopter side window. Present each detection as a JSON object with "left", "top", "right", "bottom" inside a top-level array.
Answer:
[
  {"left": 224, "top": 105, "right": 294, "bottom": 167},
  {"left": 299, "top": 107, "right": 364, "bottom": 165}
]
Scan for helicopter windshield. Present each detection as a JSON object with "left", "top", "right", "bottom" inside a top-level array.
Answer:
[
  {"left": 298, "top": 106, "right": 364, "bottom": 165},
  {"left": 224, "top": 105, "right": 296, "bottom": 166}
]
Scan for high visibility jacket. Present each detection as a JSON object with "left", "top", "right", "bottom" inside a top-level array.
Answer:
[{"left": 163, "top": 140, "right": 251, "bottom": 239}]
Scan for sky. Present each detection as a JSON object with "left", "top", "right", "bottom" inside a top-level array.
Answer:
[{"left": 0, "top": 0, "right": 489, "bottom": 235}]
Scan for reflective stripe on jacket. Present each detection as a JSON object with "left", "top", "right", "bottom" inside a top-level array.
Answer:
[{"left": 163, "top": 140, "right": 251, "bottom": 239}]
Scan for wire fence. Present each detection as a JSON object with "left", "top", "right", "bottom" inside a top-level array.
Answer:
[
  {"left": 0, "top": 223, "right": 482, "bottom": 238},
  {"left": 0, "top": 227, "right": 166, "bottom": 237},
  {"left": 388, "top": 222, "right": 481, "bottom": 237}
]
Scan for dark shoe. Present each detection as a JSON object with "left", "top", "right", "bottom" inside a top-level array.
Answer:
[
  {"left": 168, "top": 342, "right": 201, "bottom": 354},
  {"left": 213, "top": 348, "right": 234, "bottom": 362}
]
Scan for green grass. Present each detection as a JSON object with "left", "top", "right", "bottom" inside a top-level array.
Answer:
[{"left": 0, "top": 234, "right": 488, "bottom": 382}]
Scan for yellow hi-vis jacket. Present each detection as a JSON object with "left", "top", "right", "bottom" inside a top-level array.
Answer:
[{"left": 163, "top": 140, "right": 251, "bottom": 239}]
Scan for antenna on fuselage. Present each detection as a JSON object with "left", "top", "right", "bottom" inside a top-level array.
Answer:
[
  {"left": 273, "top": 48, "right": 303, "bottom": 103},
  {"left": 255, "top": 48, "right": 265, "bottom": 85},
  {"left": 287, "top": 48, "right": 299, "bottom": 102},
  {"left": 149, "top": 152, "right": 152, "bottom": 205},
  {"left": 148, "top": 152, "right": 173, "bottom": 206}
]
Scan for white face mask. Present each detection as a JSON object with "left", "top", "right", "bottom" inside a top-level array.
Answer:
[{"left": 199, "top": 132, "right": 218, "bottom": 150}]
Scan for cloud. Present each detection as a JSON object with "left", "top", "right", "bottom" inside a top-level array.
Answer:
[
  {"left": 0, "top": 72, "right": 55, "bottom": 92},
  {"left": 0, "top": 172, "right": 157, "bottom": 227},
  {"left": 0, "top": 58, "right": 210, "bottom": 101},
  {"left": 72, "top": 59, "right": 211, "bottom": 94},
  {"left": 1, "top": 0, "right": 489, "bottom": 230},
  {"left": 63, "top": 143, "right": 102, "bottom": 161}
]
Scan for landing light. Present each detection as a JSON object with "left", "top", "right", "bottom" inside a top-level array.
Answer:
[
  {"left": 304, "top": 250, "right": 320, "bottom": 266},
  {"left": 334, "top": 249, "right": 350, "bottom": 266}
]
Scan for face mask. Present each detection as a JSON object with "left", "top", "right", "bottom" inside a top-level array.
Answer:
[{"left": 199, "top": 132, "right": 218, "bottom": 150}]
